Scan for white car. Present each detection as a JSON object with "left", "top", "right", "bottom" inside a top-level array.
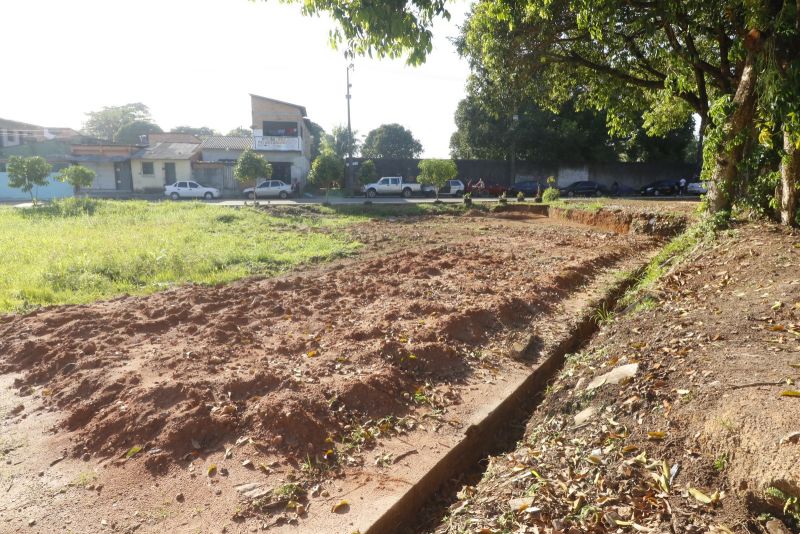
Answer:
[
  {"left": 165, "top": 181, "right": 220, "bottom": 200},
  {"left": 242, "top": 180, "right": 292, "bottom": 200},
  {"left": 362, "top": 176, "right": 432, "bottom": 198},
  {"left": 687, "top": 182, "right": 707, "bottom": 195}
]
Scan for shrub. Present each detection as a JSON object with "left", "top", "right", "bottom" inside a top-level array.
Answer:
[{"left": 542, "top": 187, "right": 560, "bottom": 203}]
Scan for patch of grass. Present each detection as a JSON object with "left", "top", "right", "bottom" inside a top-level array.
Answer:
[
  {"left": 69, "top": 471, "right": 97, "bottom": 488},
  {"left": 592, "top": 302, "right": 615, "bottom": 325},
  {"left": 619, "top": 223, "right": 703, "bottom": 309},
  {"left": 713, "top": 452, "right": 729, "bottom": 471},
  {"left": 0, "top": 200, "right": 362, "bottom": 313},
  {"left": 274, "top": 483, "right": 304, "bottom": 500}
]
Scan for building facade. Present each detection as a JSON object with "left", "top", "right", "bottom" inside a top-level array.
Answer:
[{"left": 250, "top": 94, "right": 313, "bottom": 186}]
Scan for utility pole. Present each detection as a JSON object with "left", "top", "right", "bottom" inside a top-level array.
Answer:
[{"left": 346, "top": 63, "right": 354, "bottom": 191}]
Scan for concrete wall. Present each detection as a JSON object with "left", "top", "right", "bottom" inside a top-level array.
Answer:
[
  {"left": 0, "top": 172, "right": 73, "bottom": 200},
  {"left": 131, "top": 159, "right": 193, "bottom": 192},
  {"left": 250, "top": 95, "right": 312, "bottom": 168},
  {"left": 352, "top": 158, "right": 695, "bottom": 189},
  {"left": 201, "top": 148, "right": 243, "bottom": 163}
]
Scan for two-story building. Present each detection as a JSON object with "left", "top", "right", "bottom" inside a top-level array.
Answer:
[{"left": 250, "top": 94, "right": 313, "bottom": 187}]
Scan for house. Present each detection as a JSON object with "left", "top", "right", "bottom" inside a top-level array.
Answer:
[
  {"left": 130, "top": 142, "right": 200, "bottom": 192},
  {"left": 192, "top": 136, "right": 252, "bottom": 195},
  {"left": 69, "top": 144, "right": 138, "bottom": 192},
  {"left": 250, "top": 94, "right": 313, "bottom": 186},
  {"left": 0, "top": 118, "right": 82, "bottom": 148},
  {"left": 147, "top": 133, "right": 202, "bottom": 144}
]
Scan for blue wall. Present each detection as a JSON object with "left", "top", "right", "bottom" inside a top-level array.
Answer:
[{"left": 0, "top": 172, "right": 74, "bottom": 201}]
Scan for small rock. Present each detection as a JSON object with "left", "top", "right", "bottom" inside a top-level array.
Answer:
[
  {"left": 586, "top": 363, "right": 639, "bottom": 390},
  {"left": 765, "top": 519, "right": 792, "bottom": 534},
  {"left": 28, "top": 519, "right": 36, "bottom": 527},
  {"left": 83, "top": 342, "right": 97, "bottom": 355},
  {"left": 9, "top": 404, "right": 24, "bottom": 416},
  {"left": 176, "top": 493, "right": 185, "bottom": 502},
  {"left": 508, "top": 497, "right": 535, "bottom": 511},
  {"left": 241, "top": 459, "right": 253, "bottom": 469},
  {"left": 214, "top": 488, "right": 222, "bottom": 496},
  {"left": 82, "top": 453, "right": 91, "bottom": 461},
  {"left": 574, "top": 406, "right": 597, "bottom": 425},
  {"left": 38, "top": 471, "right": 44, "bottom": 477}
]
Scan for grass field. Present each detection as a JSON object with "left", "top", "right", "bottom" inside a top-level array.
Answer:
[{"left": 0, "top": 199, "right": 365, "bottom": 313}]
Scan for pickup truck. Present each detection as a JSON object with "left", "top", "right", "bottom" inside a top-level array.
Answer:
[{"left": 362, "top": 177, "right": 432, "bottom": 198}]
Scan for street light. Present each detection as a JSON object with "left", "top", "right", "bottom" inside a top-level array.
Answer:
[{"left": 346, "top": 63, "right": 355, "bottom": 191}]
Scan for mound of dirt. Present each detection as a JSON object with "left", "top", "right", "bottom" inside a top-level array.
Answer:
[
  {"left": 430, "top": 222, "right": 800, "bottom": 533},
  {"left": 0, "top": 214, "right": 656, "bottom": 470}
]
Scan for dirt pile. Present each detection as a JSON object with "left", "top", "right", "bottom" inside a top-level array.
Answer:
[
  {"left": 430, "top": 222, "right": 800, "bottom": 533},
  {"left": 0, "top": 215, "right": 656, "bottom": 469}
]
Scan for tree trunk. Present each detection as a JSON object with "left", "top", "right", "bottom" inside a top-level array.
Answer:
[
  {"left": 706, "top": 51, "right": 759, "bottom": 213},
  {"left": 780, "top": 131, "right": 799, "bottom": 226},
  {"left": 696, "top": 113, "right": 707, "bottom": 171}
]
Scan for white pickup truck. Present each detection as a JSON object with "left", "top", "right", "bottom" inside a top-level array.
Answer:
[{"left": 362, "top": 176, "right": 432, "bottom": 198}]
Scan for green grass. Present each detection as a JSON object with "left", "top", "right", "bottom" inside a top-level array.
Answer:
[{"left": 0, "top": 198, "right": 362, "bottom": 313}]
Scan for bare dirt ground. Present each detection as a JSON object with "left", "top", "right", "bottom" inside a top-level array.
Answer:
[
  {"left": 431, "top": 221, "right": 800, "bottom": 534},
  {"left": 0, "top": 209, "right": 663, "bottom": 533}
]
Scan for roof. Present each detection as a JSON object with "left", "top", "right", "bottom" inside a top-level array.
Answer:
[
  {"left": 250, "top": 94, "right": 308, "bottom": 117},
  {"left": 68, "top": 154, "right": 131, "bottom": 163},
  {"left": 148, "top": 133, "right": 202, "bottom": 144},
  {"left": 0, "top": 117, "right": 42, "bottom": 131},
  {"left": 200, "top": 136, "right": 252, "bottom": 151},
  {"left": 131, "top": 142, "right": 199, "bottom": 160}
]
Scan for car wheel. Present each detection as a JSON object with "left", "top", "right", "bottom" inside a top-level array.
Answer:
[
  {"left": 401, "top": 188, "right": 412, "bottom": 198},
  {"left": 279, "top": 191, "right": 288, "bottom": 199},
  {"left": 247, "top": 192, "right": 255, "bottom": 200},
  {"left": 367, "top": 189, "right": 377, "bottom": 198},
  {"left": 170, "top": 192, "right": 179, "bottom": 200},
  {"left": 568, "top": 191, "right": 575, "bottom": 198},
  {"left": 654, "top": 190, "right": 661, "bottom": 196},
  {"left": 204, "top": 192, "right": 213, "bottom": 200}
]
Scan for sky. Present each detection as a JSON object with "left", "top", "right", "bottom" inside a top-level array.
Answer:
[{"left": 0, "top": 0, "right": 472, "bottom": 158}]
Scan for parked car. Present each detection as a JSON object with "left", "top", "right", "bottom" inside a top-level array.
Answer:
[
  {"left": 687, "top": 182, "right": 707, "bottom": 195},
  {"left": 508, "top": 180, "right": 548, "bottom": 198},
  {"left": 362, "top": 176, "right": 432, "bottom": 198},
  {"left": 165, "top": 181, "right": 220, "bottom": 200},
  {"left": 438, "top": 179, "right": 465, "bottom": 196},
  {"left": 466, "top": 181, "right": 507, "bottom": 197},
  {"left": 559, "top": 181, "right": 608, "bottom": 197},
  {"left": 640, "top": 179, "right": 679, "bottom": 196},
  {"left": 242, "top": 180, "right": 292, "bottom": 199}
]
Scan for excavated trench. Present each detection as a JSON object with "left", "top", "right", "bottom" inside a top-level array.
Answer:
[{"left": 363, "top": 206, "right": 687, "bottom": 534}]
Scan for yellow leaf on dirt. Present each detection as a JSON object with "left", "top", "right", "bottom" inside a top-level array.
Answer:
[
  {"left": 306, "top": 349, "right": 319, "bottom": 358},
  {"left": 789, "top": 363, "right": 800, "bottom": 369},
  {"left": 772, "top": 301, "right": 783, "bottom": 310},
  {"left": 331, "top": 500, "right": 350, "bottom": 513},
  {"left": 207, "top": 464, "right": 217, "bottom": 477},
  {"left": 688, "top": 487, "right": 720, "bottom": 505},
  {"left": 780, "top": 390, "right": 800, "bottom": 397},
  {"left": 647, "top": 431, "right": 666, "bottom": 441},
  {"left": 770, "top": 325, "right": 786, "bottom": 332},
  {"left": 622, "top": 445, "right": 639, "bottom": 454},
  {"left": 125, "top": 445, "right": 143, "bottom": 459}
]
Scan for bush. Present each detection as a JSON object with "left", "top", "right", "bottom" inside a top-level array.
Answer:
[{"left": 542, "top": 187, "right": 560, "bottom": 202}]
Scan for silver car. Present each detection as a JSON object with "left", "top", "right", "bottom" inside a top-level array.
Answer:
[
  {"left": 243, "top": 180, "right": 292, "bottom": 199},
  {"left": 687, "top": 182, "right": 707, "bottom": 195}
]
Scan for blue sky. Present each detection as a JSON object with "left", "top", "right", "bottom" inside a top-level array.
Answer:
[{"left": 1, "top": 0, "right": 471, "bottom": 157}]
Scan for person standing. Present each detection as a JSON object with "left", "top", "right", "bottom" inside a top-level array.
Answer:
[{"left": 678, "top": 177, "right": 687, "bottom": 196}]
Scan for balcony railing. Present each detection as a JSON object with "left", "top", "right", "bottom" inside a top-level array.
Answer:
[{"left": 253, "top": 136, "right": 301, "bottom": 152}]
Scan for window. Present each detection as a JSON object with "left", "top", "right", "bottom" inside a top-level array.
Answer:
[
  {"left": 189, "top": 182, "right": 198, "bottom": 189},
  {"left": 390, "top": 178, "right": 400, "bottom": 186},
  {"left": 176, "top": 182, "right": 187, "bottom": 188},
  {"left": 142, "top": 162, "right": 154, "bottom": 175},
  {"left": 0, "top": 162, "right": 6, "bottom": 172},
  {"left": 262, "top": 121, "right": 298, "bottom": 137}
]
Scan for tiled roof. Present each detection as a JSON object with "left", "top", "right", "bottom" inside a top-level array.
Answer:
[
  {"left": 131, "top": 142, "right": 199, "bottom": 160},
  {"left": 148, "top": 133, "right": 202, "bottom": 144},
  {"left": 200, "top": 136, "right": 252, "bottom": 151},
  {"left": 250, "top": 94, "right": 308, "bottom": 117}
]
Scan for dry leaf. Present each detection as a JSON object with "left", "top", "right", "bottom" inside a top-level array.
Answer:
[
  {"left": 647, "top": 431, "right": 666, "bottom": 441},
  {"left": 780, "top": 390, "right": 800, "bottom": 397},
  {"left": 331, "top": 500, "right": 350, "bottom": 513}
]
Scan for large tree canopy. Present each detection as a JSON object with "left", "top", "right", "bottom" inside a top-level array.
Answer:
[
  {"left": 449, "top": 94, "right": 695, "bottom": 163},
  {"left": 361, "top": 123, "right": 423, "bottom": 159},
  {"left": 298, "top": 0, "right": 799, "bottom": 223},
  {"left": 83, "top": 103, "right": 154, "bottom": 142}
]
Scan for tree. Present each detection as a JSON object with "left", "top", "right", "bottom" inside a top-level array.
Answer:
[
  {"left": 308, "top": 139, "right": 344, "bottom": 199},
  {"left": 115, "top": 120, "right": 163, "bottom": 145},
  {"left": 56, "top": 165, "right": 96, "bottom": 195},
  {"left": 83, "top": 103, "right": 153, "bottom": 142},
  {"left": 358, "top": 159, "right": 378, "bottom": 185},
  {"left": 328, "top": 125, "right": 359, "bottom": 160},
  {"left": 418, "top": 159, "right": 457, "bottom": 200},
  {"left": 362, "top": 124, "right": 422, "bottom": 159},
  {"left": 286, "top": 0, "right": 451, "bottom": 65},
  {"left": 227, "top": 126, "right": 252, "bottom": 137},
  {"left": 7, "top": 156, "right": 52, "bottom": 204},
  {"left": 307, "top": 121, "right": 326, "bottom": 161},
  {"left": 234, "top": 149, "right": 272, "bottom": 201},
  {"left": 171, "top": 126, "right": 219, "bottom": 137}
]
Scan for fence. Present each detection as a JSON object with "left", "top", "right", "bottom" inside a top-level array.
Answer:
[{"left": 0, "top": 172, "right": 74, "bottom": 201}]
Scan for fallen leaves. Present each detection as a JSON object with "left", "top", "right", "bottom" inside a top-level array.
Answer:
[
  {"left": 688, "top": 487, "right": 722, "bottom": 506},
  {"left": 779, "top": 390, "right": 800, "bottom": 398},
  {"left": 331, "top": 500, "right": 350, "bottom": 514}
]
